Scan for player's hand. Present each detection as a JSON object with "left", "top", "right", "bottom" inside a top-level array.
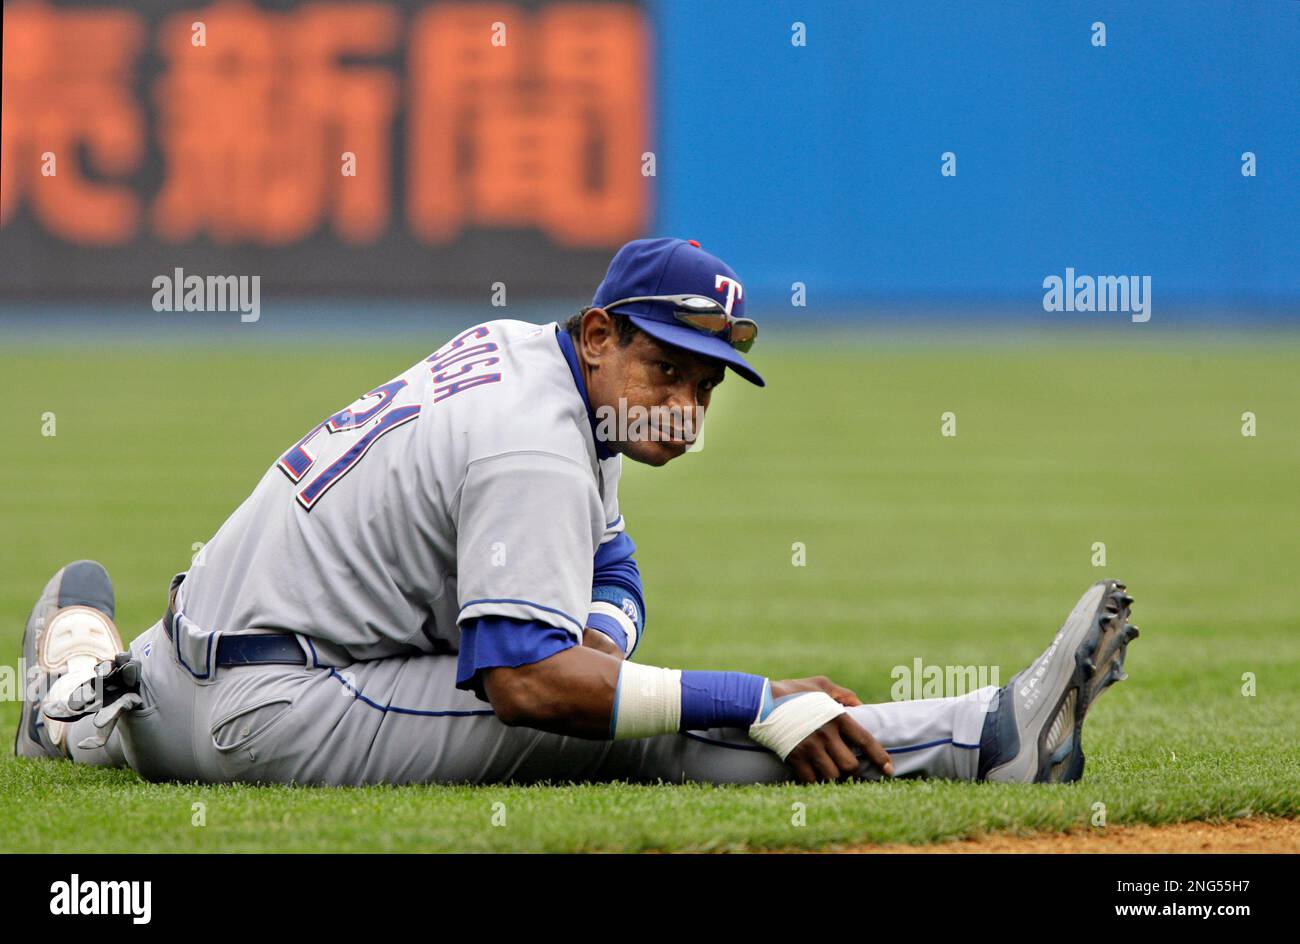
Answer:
[
  {"left": 785, "top": 713, "right": 893, "bottom": 784},
  {"left": 771, "top": 675, "right": 863, "bottom": 707}
]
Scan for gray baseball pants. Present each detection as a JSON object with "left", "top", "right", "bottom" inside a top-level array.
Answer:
[{"left": 68, "top": 620, "right": 995, "bottom": 786}]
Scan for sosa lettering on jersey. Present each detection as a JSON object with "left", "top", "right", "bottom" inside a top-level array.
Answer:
[{"left": 426, "top": 325, "right": 503, "bottom": 403}]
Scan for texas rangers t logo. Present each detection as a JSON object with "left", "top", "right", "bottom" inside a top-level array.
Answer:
[{"left": 715, "top": 274, "right": 744, "bottom": 315}]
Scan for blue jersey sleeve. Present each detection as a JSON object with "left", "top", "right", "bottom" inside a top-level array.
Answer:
[
  {"left": 589, "top": 531, "right": 647, "bottom": 658},
  {"left": 456, "top": 615, "right": 577, "bottom": 702}
]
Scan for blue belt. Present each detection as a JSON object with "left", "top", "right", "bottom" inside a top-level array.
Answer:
[{"left": 163, "top": 589, "right": 308, "bottom": 668}]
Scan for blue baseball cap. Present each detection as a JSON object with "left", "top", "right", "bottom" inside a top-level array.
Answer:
[{"left": 591, "top": 237, "right": 765, "bottom": 387}]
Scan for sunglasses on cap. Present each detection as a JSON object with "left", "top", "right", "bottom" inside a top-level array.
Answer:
[{"left": 601, "top": 294, "right": 758, "bottom": 353}]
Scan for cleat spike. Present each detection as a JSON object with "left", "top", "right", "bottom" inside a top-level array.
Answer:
[{"left": 1124, "top": 624, "right": 1140, "bottom": 641}]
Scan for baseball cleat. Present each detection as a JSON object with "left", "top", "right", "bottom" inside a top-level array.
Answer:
[
  {"left": 978, "top": 579, "right": 1138, "bottom": 784},
  {"left": 14, "top": 561, "right": 124, "bottom": 760}
]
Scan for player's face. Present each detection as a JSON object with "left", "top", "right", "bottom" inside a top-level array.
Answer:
[{"left": 581, "top": 313, "right": 726, "bottom": 467}]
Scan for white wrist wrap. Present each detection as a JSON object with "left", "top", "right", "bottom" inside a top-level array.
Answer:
[
  {"left": 748, "top": 692, "right": 848, "bottom": 760},
  {"left": 612, "top": 663, "right": 682, "bottom": 740}
]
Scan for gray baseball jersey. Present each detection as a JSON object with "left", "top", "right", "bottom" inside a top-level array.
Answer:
[{"left": 179, "top": 319, "right": 626, "bottom": 665}]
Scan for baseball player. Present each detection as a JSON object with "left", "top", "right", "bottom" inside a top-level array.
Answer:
[{"left": 16, "top": 237, "right": 1138, "bottom": 787}]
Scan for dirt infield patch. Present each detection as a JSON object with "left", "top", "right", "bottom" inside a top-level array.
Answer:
[{"left": 859, "top": 817, "right": 1300, "bottom": 853}]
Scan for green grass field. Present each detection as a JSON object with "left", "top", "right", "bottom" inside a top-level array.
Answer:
[{"left": 2, "top": 328, "right": 1298, "bottom": 852}]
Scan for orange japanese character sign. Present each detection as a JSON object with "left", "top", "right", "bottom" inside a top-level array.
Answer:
[
  {"left": 0, "top": 0, "right": 651, "bottom": 292},
  {"left": 151, "top": 1, "right": 400, "bottom": 245},
  {"left": 408, "top": 3, "right": 649, "bottom": 247},
  {"left": 1, "top": 2, "right": 145, "bottom": 244}
]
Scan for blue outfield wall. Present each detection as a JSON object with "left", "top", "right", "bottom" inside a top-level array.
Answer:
[{"left": 648, "top": 0, "right": 1300, "bottom": 314}]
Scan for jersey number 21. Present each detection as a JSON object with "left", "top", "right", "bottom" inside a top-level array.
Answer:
[{"left": 276, "top": 379, "right": 419, "bottom": 511}]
